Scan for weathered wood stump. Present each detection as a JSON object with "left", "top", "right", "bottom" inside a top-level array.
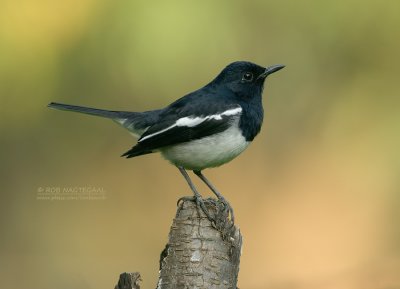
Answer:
[{"left": 114, "top": 198, "right": 242, "bottom": 289}]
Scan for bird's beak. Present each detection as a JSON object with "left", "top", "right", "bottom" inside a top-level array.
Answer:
[{"left": 258, "top": 64, "right": 285, "bottom": 79}]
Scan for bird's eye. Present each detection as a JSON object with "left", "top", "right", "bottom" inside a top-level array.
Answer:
[{"left": 242, "top": 72, "right": 253, "bottom": 82}]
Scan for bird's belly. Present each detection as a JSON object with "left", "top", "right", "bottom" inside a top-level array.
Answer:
[{"left": 160, "top": 126, "right": 250, "bottom": 171}]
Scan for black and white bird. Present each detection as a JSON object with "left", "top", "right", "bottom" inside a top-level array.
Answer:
[{"left": 48, "top": 61, "right": 284, "bottom": 222}]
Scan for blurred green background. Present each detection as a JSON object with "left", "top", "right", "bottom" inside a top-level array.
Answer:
[{"left": 1, "top": 0, "right": 400, "bottom": 288}]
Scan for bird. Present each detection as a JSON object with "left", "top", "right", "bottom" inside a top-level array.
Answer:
[{"left": 48, "top": 61, "right": 284, "bottom": 222}]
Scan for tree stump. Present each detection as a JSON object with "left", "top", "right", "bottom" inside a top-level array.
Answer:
[{"left": 114, "top": 198, "right": 242, "bottom": 289}]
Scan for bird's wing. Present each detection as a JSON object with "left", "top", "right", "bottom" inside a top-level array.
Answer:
[{"left": 121, "top": 105, "right": 243, "bottom": 158}]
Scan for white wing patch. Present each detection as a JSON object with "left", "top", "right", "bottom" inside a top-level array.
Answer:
[{"left": 139, "top": 106, "right": 242, "bottom": 142}]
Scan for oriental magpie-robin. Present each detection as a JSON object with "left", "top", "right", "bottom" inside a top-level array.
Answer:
[{"left": 48, "top": 61, "right": 284, "bottom": 222}]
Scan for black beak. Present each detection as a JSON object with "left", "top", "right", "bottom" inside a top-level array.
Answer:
[{"left": 258, "top": 64, "right": 285, "bottom": 79}]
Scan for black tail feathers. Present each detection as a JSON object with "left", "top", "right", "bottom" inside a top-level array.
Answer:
[
  {"left": 47, "top": 102, "right": 134, "bottom": 119},
  {"left": 48, "top": 102, "right": 159, "bottom": 158}
]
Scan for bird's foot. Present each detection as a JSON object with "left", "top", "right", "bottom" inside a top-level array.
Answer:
[
  {"left": 216, "top": 196, "right": 235, "bottom": 224},
  {"left": 177, "top": 195, "right": 215, "bottom": 224}
]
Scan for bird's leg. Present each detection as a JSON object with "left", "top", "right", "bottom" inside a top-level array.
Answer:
[
  {"left": 193, "top": 170, "right": 235, "bottom": 223},
  {"left": 177, "top": 166, "right": 213, "bottom": 222}
]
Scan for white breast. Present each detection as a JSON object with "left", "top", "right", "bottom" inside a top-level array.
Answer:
[{"left": 160, "top": 122, "right": 249, "bottom": 171}]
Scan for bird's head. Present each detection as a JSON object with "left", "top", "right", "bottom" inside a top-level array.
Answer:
[{"left": 213, "top": 61, "right": 285, "bottom": 98}]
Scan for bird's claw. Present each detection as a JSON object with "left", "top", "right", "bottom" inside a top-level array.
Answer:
[
  {"left": 177, "top": 195, "right": 234, "bottom": 226},
  {"left": 177, "top": 195, "right": 215, "bottom": 224},
  {"left": 217, "top": 197, "right": 235, "bottom": 224},
  {"left": 177, "top": 195, "right": 194, "bottom": 207}
]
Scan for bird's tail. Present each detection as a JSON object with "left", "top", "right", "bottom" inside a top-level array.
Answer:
[
  {"left": 48, "top": 102, "right": 160, "bottom": 137},
  {"left": 47, "top": 102, "right": 133, "bottom": 119}
]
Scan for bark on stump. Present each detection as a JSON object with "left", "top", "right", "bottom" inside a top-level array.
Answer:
[{"left": 114, "top": 198, "right": 242, "bottom": 289}]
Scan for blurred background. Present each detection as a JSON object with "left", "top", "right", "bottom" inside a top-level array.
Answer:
[{"left": 1, "top": 0, "right": 400, "bottom": 288}]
